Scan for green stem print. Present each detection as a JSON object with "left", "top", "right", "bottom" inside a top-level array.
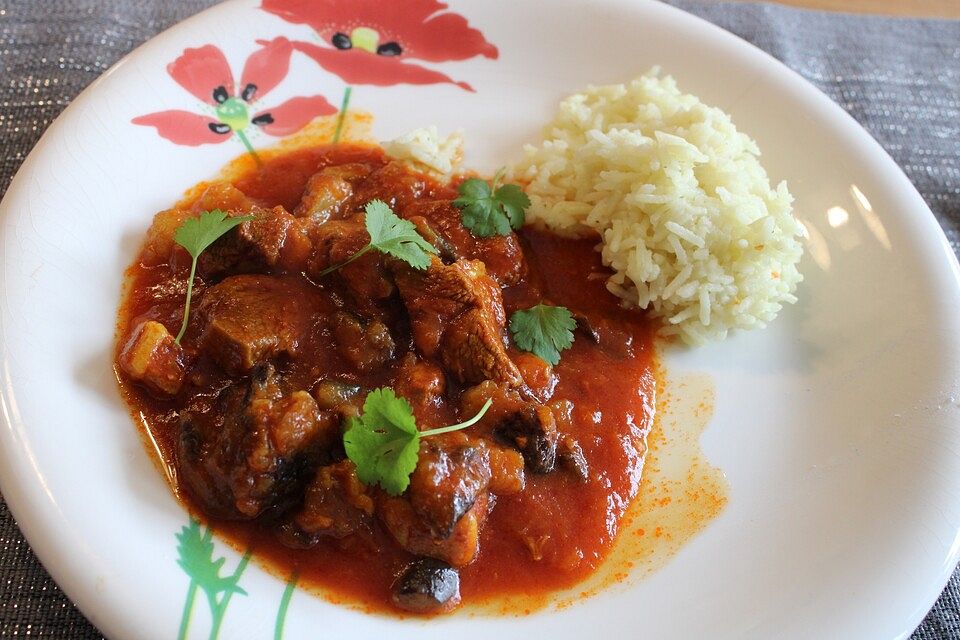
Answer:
[
  {"left": 175, "top": 519, "right": 251, "bottom": 640},
  {"left": 332, "top": 86, "right": 353, "bottom": 144},
  {"left": 177, "top": 579, "right": 199, "bottom": 640},
  {"left": 207, "top": 549, "right": 252, "bottom": 640},
  {"left": 234, "top": 129, "right": 263, "bottom": 167},
  {"left": 273, "top": 571, "right": 299, "bottom": 640}
]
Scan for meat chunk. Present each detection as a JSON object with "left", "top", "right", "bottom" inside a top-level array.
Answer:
[
  {"left": 351, "top": 161, "right": 427, "bottom": 211},
  {"left": 378, "top": 434, "right": 492, "bottom": 566},
  {"left": 394, "top": 354, "right": 445, "bottom": 424},
  {"left": 392, "top": 558, "right": 461, "bottom": 614},
  {"left": 197, "top": 275, "right": 310, "bottom": 374},
  {"left": 199, "top": 206, "right": 311, "bottom": 277},
  {"left": 402, "top": 200, "right": 527, "bottom": 286},
  {"left": 408, "top": 435, "right": 491, "bottom": 536},
  {"left": 118, "top": 320, "right": 185, "bottom": 395},
  {"left": 293, "top": 164, "right": 370, "bottom": 223},
  {"left": 178, "top": 365, "right": 338, "bottom": 519},
  {"left": 307, "top": 218, "right": 394, "bottom": 306},
  {"left": 331, "top": 311, "right": 395, "bottom": 373},
  {"left": 393, "top": 257, "right": 523, "bottom": 388},
  {"left": 143, "top": 182, "right": 272, "bottom": 275},
  {"left": 289, "top": 460, "right": 374, "bottom": 542},
  {"left": 378, "top": 492, "right": 488, "bottom": 567}
]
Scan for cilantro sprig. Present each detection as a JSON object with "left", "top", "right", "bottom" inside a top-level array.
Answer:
[
  {"left": 343, "top": 388, "right": 492, "bottom": 496},
  {"left": 453, "top": 168, "right": 530, "bottom": 238},
  {"left": 173, "top": 209, "right": 253, "bottom": 343},
  {"left": 509, "top": 303, "right": 576, "bottom": 365},
  {"left": 318, "top": 200, "right": 437, "bottom": 276}
]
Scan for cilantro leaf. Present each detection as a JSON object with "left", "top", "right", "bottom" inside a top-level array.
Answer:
[
  {"left": 455, "top": 179, "right": 511, "bottom": 238},
  {"left": 343, "top": 387, "right": 492, "bottom": 496},
  {"left": 364, "top": 199, "right": 437, "bottom": 270},
  {"left": 174, "top": 209, "right": 250, "bottom": 259},
  {"left": 172, "top": 209, "right": 253, "bottom": 343},
  {"left": 495, "top": 183, "right": 530, "bottom": 229},
  {"left": 453, "top": 175, "right": 531, "bottom": 238},
  {"left": 344, "top": 388, "right": 421, "bottom": 496},
  {"left": 317, "top": 200, "right": 437, "bottom": 277},
  {"left": 509, "top": 303, "right": 576, "bottom": 365}
]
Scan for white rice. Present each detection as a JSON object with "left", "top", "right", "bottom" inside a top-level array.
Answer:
[
  {"left": 383, "top": 126, "right": 464, "bottom": 177},
  {"left": 511, "top": 70, "right": 804, "bottom": 344}
]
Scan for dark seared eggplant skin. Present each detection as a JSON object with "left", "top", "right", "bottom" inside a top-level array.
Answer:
[
  {"left": 494, "top": 405, "right": 558, "bottom": 474},
  {"left": 391, "top": 558, "right": 462, "bottom": 614},
  {"left": 558, "top": 435, "right": 590, "bottom": 482}
]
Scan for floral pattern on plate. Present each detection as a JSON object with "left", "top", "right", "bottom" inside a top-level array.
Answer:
[{"left": 132, "top": 38, "right": 336, "bottom": 159}]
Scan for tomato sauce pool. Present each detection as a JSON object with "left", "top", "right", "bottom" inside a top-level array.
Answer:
[{"left": 116, "top": 144, "right": 658, "bottom": 615}]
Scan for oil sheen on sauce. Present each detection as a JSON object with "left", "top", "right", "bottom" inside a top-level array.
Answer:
[{"left": 471, "top": 372, "right": 728, "bottom": 615}]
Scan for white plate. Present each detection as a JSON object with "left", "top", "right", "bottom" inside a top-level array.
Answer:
[{"left": 1, "top": 0, "right": 959, "bottom": 638}]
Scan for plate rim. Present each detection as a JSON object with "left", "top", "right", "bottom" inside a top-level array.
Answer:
[{"left": 0, "top": 0, "right": 958, "bottom": 638}]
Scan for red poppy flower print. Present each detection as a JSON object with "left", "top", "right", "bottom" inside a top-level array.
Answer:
[
  {"left": 261, "top": 0, "right": 498, "bottom": 91},
  {"left": 133, "top": 38, "right": 336, "bottom": 157}
]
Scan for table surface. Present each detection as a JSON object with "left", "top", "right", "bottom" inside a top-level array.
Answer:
[
  {"left": 0, "top": 0, "right": 957, "bottom": 638},
  {"left": 760, "top": 0, "right": 959, "bottom": 17}
]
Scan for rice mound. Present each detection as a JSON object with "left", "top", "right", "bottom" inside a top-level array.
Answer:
[
  {"left": 383, "top": 126, "right": 464, "bottom": 178},
  {"left": 512, "top": 70, "right": 804, "bottom": 345}
]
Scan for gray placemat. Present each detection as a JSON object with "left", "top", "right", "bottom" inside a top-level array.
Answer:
[{"left": 0, "top": 0, "right": 957, "bottom": 637}]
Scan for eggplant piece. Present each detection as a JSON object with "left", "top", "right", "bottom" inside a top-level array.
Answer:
[
  {"left": 557, "top": 435, "right": 589, "bottom": 482},
  {"left": 331, "top": 311, "right": 396, "bottom": 373},
  {"left": 494, "top": 404, "right": 559, "bottom": 474},
  {"left": 573, "top": 312, "right": 601, "bottom": 343},
  {"left": 573, "top": 313, "right": 634, "bottom": 358},
  {"left": 391, "top": 558, "right": 461, "bottom": 614},
  {"left": 313, "top": 379, "right": 362, "bottom": 411},
  {"left": 177, "top": 364, "right": 336, "bottom": 519}
]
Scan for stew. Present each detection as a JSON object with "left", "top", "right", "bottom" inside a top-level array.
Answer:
[{"left": 115, "top": 144, "right": 657, "bottom": 614}]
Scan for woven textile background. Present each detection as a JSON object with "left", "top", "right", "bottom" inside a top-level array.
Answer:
[{"left": 0, "top": 0, "right": 957, "bottom": 637}]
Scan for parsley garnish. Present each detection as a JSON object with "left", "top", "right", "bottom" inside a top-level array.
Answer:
[
  {"left": 173, "top": 209, "right": 253, "bottom": 343},
  {"left": 318, "top": 199, "right": 437, "bottom": 276},
  {"left": 343, "top": 388, "right": 492, "bottom": 496},
  {"left": 453, "top": 169, "right": 530, "bottom": 238},
  {"left": 509, "top": 303, "right": 576, "bottom": 365}
]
